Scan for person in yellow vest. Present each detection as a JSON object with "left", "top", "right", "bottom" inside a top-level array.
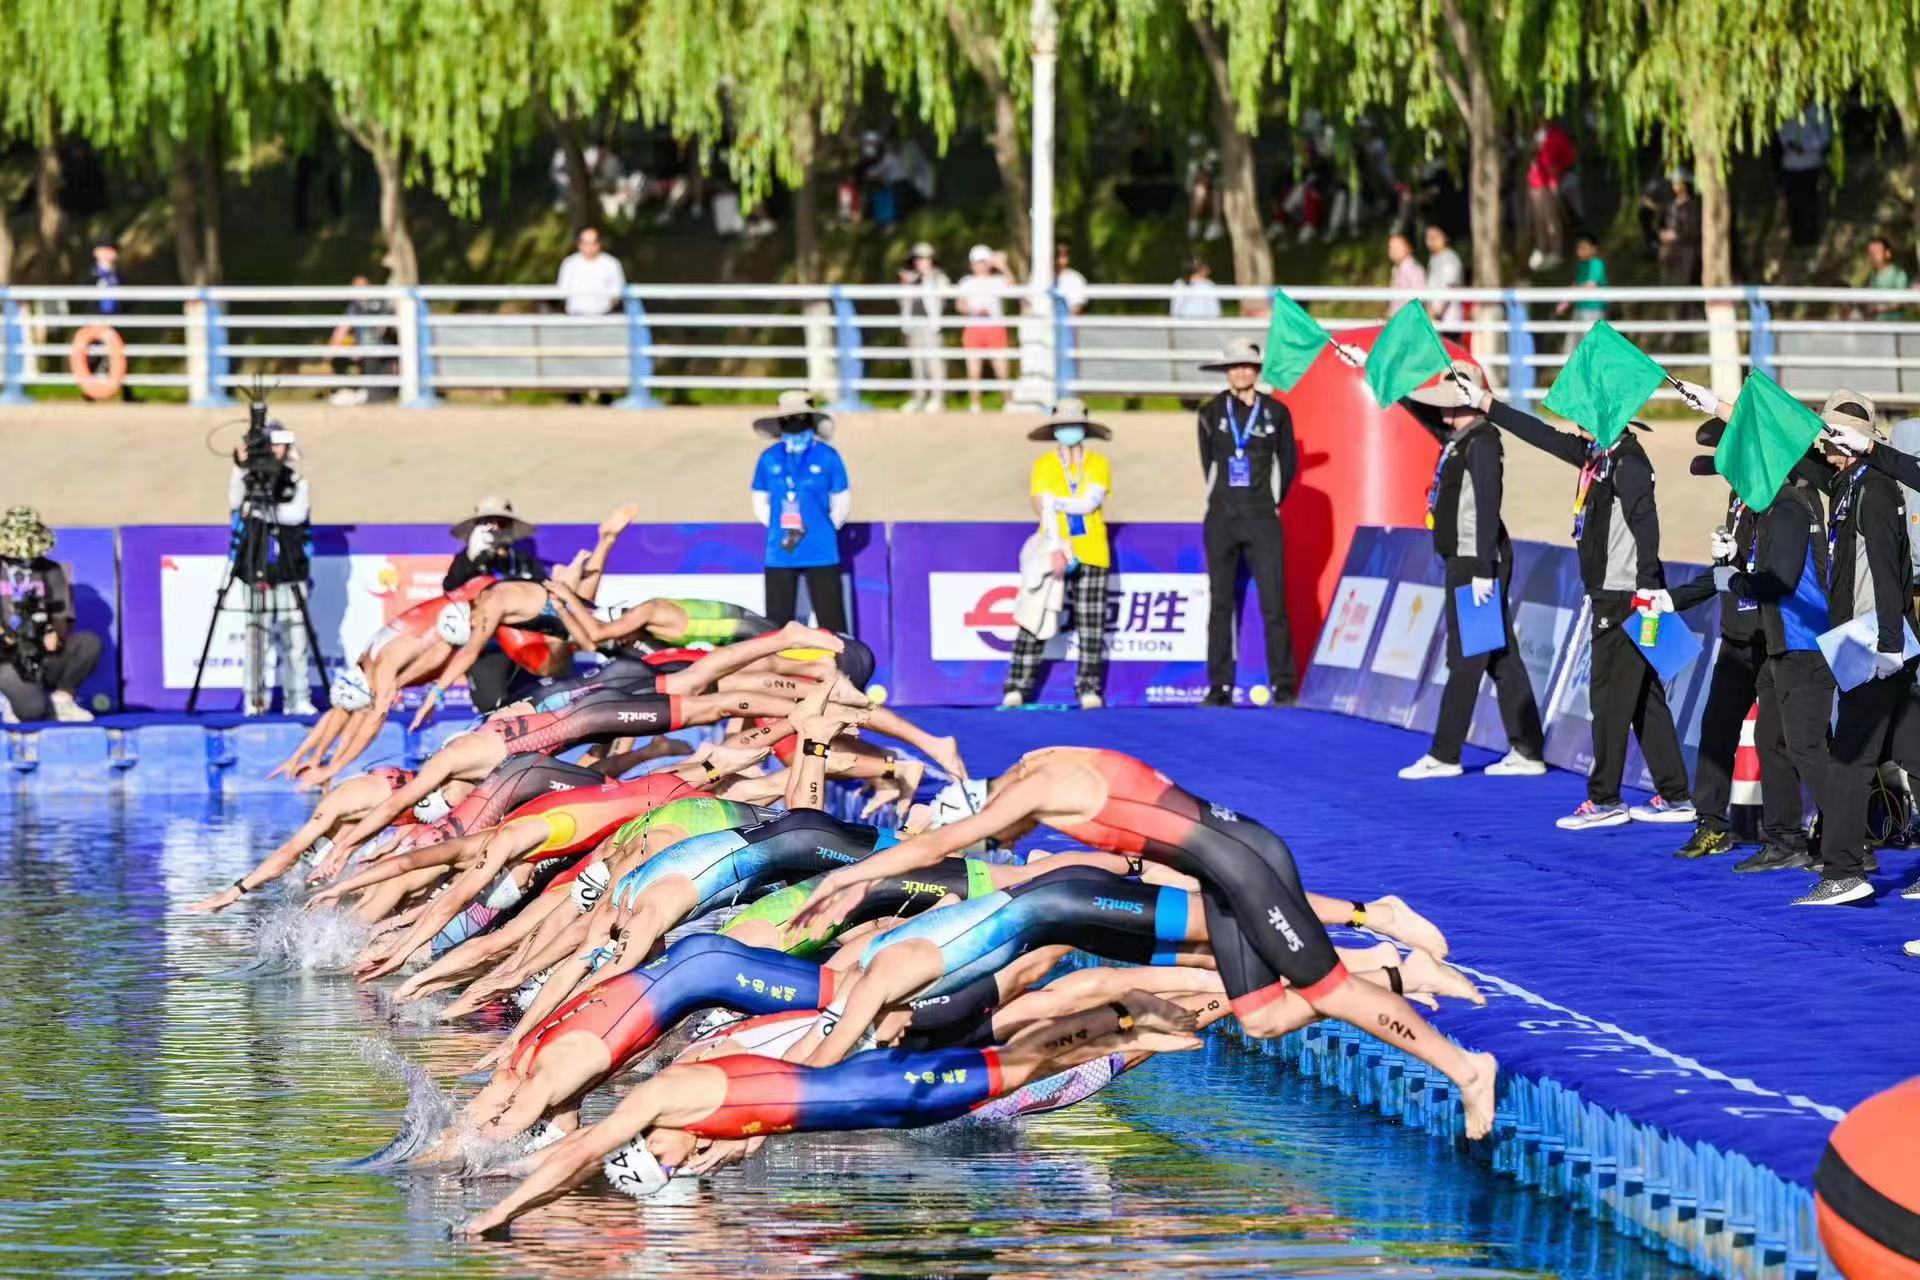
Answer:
[{"left": 1003, "top": 399, "right": 1113, "bottom": 711}]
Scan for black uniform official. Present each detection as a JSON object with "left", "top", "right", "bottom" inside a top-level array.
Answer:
[
  {"left": 444, "top": 497, "right": 543, "bottom": 712},
  {"left": 1410, "top": 374, "right": 1543, "bottom": 769},
  {"left": 1197, "top": 340, "right": 1299, "bottom": 705},
  {"left": 1487, "top": 397, "right": 1693, "bottom": 820}
]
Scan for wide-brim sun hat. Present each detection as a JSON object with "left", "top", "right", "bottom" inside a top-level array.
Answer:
[
  {"left": 450, "top": 495, "right": 536, "bottom": 543},
  {"left": 0, "top": 505, "right": 54, "bottom": 560},
  {"left": 1027, "top": 397, "right": 1113, "bottom": 441},
  {"left": 1821, "top": 388, "right": 1887, "bottom": 444},
  {"left": 1407, "top": 358, "right": 1488, "bottom": 408},
  {"left": 1200, "top": 336, "right": 1263, "bottom": 372},
  {"left": 752, "top": 389, "right": 836, "bottom": 440}
]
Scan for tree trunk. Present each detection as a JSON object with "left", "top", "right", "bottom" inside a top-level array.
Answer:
[
  {"left": 558, "top": 117, "right": 595, "bottom": 232},
  {"left": 791, "top": 111, "right": 821, "bottom": 284},
  {"left": 345, "top": 120, "right": 418, "bottom": 286},
  {"left": 0, "top": 211, "right": 13, "bottom": 287},
  {"left": 35, "top": 126, "right": 68, "bottom": 283},
  {"left": 201, "top": 127, "right": 224, "bottom": 284},
  {"left": 1694, "top": 136, "right": 1732, "bottom": 288},
  {"left": 1190, "top": 13, "right": 1272, "bottom": 290},
  {"left": 1437, "top": 0, "right": 1501, "bottom": 289},
  {"left": 171, "top": 144, "right": 208, "bottom": 286},
  {"left": 948, "top": 3, "right": 1030, "bottom": 275}
]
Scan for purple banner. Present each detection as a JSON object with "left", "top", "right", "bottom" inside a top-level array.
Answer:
[
  {"left": 43, "top": 526, "right": 121, "bottom": 713},
  {"left": 117, "top": 522, "right": 889, "bottom": 711},
  {"left": 885, "top": 522, "right": 1269, "bottom": 707}
]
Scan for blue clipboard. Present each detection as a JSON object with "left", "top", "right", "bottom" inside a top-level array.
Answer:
[
  {"left": 1453, "top": 585, "right": 1506, "bottom": 658},
  {"left": 1630, "top": 611, "right": 1703, "bottom": 682}
]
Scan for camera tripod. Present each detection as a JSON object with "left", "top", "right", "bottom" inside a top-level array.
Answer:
[{"left": 185, "top": 489, "right": 327, "bottom": 715}]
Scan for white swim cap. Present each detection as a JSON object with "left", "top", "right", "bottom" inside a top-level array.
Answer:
[
  {"left": 526, "top": 1120, "right": 568, "bottom": 1153},
  {"left": 929, "top": 779, "right": 989, "bottom": 828},
  {"left": 413, "top": 789, "right": 452, "bottom": 824},
  {"left": 512, "top": 967, "right": 553, "bottom": 1010},
  {"left": 570, "top": 860, "right": 611, "bottom": 911},
  {"left": 481, "top": 871, "right": 525, "bottom": 912},
  {"left": 604, "top": 1140, "right": 669, "bottom": 1199},
  {"left": 437, "top": 601, "right": 473, "bottom": 646},
  {"left": 329, "top": 669, "right": 373, "bottom": 711}
]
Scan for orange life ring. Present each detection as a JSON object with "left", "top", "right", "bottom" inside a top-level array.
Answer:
[{"left": 69, "top": 324, "right": 128, "bottom": 401}]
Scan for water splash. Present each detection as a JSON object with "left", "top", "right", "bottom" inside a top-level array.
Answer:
[
  {"left": 257, "top": 901, "right": 375, "bottom": 974},
  {"left": 337, "top": 1038, "right": 458, "bottom": 1170}
]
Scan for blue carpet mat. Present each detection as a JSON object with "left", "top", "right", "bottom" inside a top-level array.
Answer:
[{"left": 906, "top": 706, "right": 1915, "bottom": 1190}]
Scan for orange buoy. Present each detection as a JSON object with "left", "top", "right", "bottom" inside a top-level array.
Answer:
[
  {"left": 69, "top": 324, "right": 128, "bottom": 400},
  {"left": 1817, "top": 1076, "right": 1920, "bottom": 1280}
]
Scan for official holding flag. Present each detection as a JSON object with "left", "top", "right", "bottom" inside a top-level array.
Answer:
[
  {"left": 1197, "top": 337, "right": 1299, "bottom": 706},
  {"left": 1395, "top": 359, "right": 1547, "bottom": 780},
  {"left": 1477, "top": 321, "right": 1694, "bottom": 831}
]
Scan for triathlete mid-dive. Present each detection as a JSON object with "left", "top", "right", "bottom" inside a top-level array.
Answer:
[
  {"left": 323, "top": 623, "right": 860, "bottom": 866},
  {"left": 453, "top": 988, "right": 1207, "bottom": 1237},
  {"left": 791, "top": 747, "right": 1500, "bottom": 1138}
]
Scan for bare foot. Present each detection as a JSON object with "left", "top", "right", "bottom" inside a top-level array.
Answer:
[
  {"left": 1405, "top": 992, "right": 1439, "bottom": 1010},
  {"left": 900, "top": 803, "right": 934, "bottom": 835},
  {"left": 1399, "top": 948, "right": 1484, "bottom": 1005},
  {"left": 1460, "top": 1050, "right": 1498, "bottom": 1140},
  {"left": 887, "top": 758, "right": 925, "bottom": 817},
  {"left": 1122, "top": 990, "right": 1201, "bottom": 1037},
  {"left": 1364, "top": 895, "right": 1449, "bottom": 959},
  {"left": 859, "top": 782, "right": 906, "bottom": 821},
  {"left": 776, "top": 621, "right": 843, "bottom": 653},
  {"left": 826, "top": 675, "right": 871, "bottom": 708},
  {"left": 1341, "top": 940, "right": 1400, "bottom": 975},
  {"left": 599, "top": 502, "right": 639, "bottom": 540}
]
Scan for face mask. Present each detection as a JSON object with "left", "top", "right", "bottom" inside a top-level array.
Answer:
[
  {"left": 1053, "top": 426, "right": 1087, "bottom": 447},
  {"left": 784, "top": 428, "right": 815, "bottom": 453}
]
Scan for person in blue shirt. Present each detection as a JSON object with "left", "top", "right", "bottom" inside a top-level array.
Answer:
[{"left": 750, "top": 391, "right": 851, "bottom": 632}]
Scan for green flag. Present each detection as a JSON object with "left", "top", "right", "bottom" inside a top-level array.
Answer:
[
  {"left": 1260, "top": 290, "right": 1331, "bottom": 392},
  {"left": 1364, "top": 304, "right": 1452, "bottom": 406},
  {"left": 1541, "top": 320, "right": 1666, "bottom": 449},
  {"left": 1716, "top": 369, "right": 1824, "bottom": 510}
]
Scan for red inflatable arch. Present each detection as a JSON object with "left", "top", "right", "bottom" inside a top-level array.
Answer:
[{"left": 1273, "top": 324, "right": 1478, "bottom": 678}]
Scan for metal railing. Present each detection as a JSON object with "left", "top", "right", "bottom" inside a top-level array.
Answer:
[{"left": 4, "top": 282, "right": 1920, "bottom": 410}]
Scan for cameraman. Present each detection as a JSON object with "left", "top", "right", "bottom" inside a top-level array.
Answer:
[
  {"left": 0, "top": 507, "right": 102, "bottom": 723},
  {"left": 229, "top": 423, "right": 316, "bottom": 716}
]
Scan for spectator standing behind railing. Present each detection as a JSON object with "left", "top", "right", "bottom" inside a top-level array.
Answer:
[
  {"left": 1554, "top": 233, "right": 1609, "bottom": 352},
  {"left": 1170, "top": 258, "right": 1222, "bottom": 320},
  {"left": 327, "top": 275, "right": 394, "bottom": 406},
  {"left": 751, "top": 391, "right": 850, "bottom": 632},
  {"left": 1053, "top": 241, "right": 1089, "bottom": 316},
  {"left": 956, "top": 245, "right": 1014, "bottom": 414},
  {"left": 556, "top": 226, "right": 626, "bottom": 406},
  {"left": 1423, "top": 224, "right": 1465, "bottom": 334},
  {"left": 1526, "top": 117, "right": 1577, "bottom": 271},
  {"left": 1385, "top": 232, "right": 1426, "bottom": 317},
  {"left": 897, "top": 242, "right": 949, "bottom": 413},
  {"left": 87, "top": 240, "right": 134, "bottom": 404},
  {"left": 1858, "top": 237, "right": 1911, "bottom": 322},
  {"left": 1656, "top": 171, "right": 1702, "bottom": 288}
]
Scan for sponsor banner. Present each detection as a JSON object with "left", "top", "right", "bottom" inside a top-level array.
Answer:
[
  {"left": 887, "top": 522, "right": 1267, "bottom": 706},
  {"left": 1298, "top": 526, "right": 1402, "bottom": 717},
  {"left": 119, "top": 523, "right": 889, "bottom": 711},
  {"left": 1351, "top": 532, "right": 1445, "bottom": 725},
  {"left": 38, "top": 527, "right": 122, "bottom": 713}
]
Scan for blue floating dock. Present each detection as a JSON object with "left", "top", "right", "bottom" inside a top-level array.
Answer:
[{"left": 1, "top": 705, "right": 1908, "bottom": 1279}]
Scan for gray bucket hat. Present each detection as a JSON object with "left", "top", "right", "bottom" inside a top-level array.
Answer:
[
  {"left": 1200, "top": 337, "right": 1263, "bottom": 372},
  {"left": 450, "top": 496, "right": 535, "bottom": 544},
  {"left": 752, "top": 389, "right": 836, "bottom": 440}
]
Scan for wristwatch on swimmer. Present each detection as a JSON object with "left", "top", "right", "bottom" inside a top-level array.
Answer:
[{"left": 1107, "top": 1001, "right": 1134, "bottom": 1032}]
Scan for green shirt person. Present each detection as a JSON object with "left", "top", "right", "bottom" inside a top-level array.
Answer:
[
  {"left": 1864, "top": 236, "right": 1912, "bottom": 322},
  {"left": 1554, "top": 233, "right": 1608, "bottom": 350}
]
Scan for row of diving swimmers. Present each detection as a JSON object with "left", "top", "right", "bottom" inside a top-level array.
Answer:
[{"left": 194, "top": 644, "right": 1498, "bottom": 1237}]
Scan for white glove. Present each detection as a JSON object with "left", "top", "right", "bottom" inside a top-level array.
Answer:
[
  {"left": 1873, "top": 649, "right": 1907, "bottom": 679},
  {"left": 1709, "top": 527, "right": 1736, "bottom": 563},
  {"left": 1674, "top": 379, "right": 1719, "bottom": 418},
  {"left": 1712, "top": 565, "right": 1736, "bottom": 592},
  {"left": 1823, "top": 421, "right": 1873, "bottom": 456},
  {"left": 466, "top": 526, "right": 496, "bottom": 558},
  {"left": 1639, "top": 589, "right": 1675, "bottom": 615},
  {"left": 1470, "top": 577, "right": 1495, "bottom": 606},
  {"left": 1334, "top": 342, "right": 1368, "bottom": 368}
]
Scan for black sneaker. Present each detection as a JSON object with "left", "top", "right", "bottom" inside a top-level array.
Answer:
[
  {"left": 1732, "top": 843, "right": 1811, "bottom": 873},
  {"left": 1674, "top": 826, "right": 1735, "bottom": 860},
  {"left": 1267, "top": 690, "right": 1297, "bottom": 708},
  {"left": 1202, "top": 690, "right": 1233, "bottom": 708},
  {"left": 1791, "top": 876, "right": 1874, "bottom": 906},
  {"left": 1863, "top": 851, "right": 1880, "bottom": 875}
]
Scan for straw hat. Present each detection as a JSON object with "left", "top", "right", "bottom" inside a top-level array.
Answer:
[
  {"left": 1821, "top": 389, "right": 1886, "bottom": 443},
  {"left": 1200, "top": 337, "right": 1262, "bottom": 371},
  {"left": 1026, "top": 397, "right": 1113, "bottom": 441},
  {"left": 752, "top": 389, "right": 835, "bottom": 440},
  {"left": 0, "top": 506, "right": 53, "bottom": 560},
  {"left": 450, "top": 496, "right": 535, "bottom": 544},
  {"left": 1407, "top": 358, "right": 1488, "bottom": 408}
]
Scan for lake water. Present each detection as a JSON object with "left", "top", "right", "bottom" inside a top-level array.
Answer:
[{"left": 0, "top": 794, "right": 1697, "bottom": 1279}]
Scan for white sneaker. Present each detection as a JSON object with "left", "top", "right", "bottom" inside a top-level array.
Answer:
[
  {"left": 1528, "top": 249, "right": 1546, "bottom": 271},
  {"left": 1484, "top": 750, "right": 1547, "bottom": 777},
  {"left": 1078, "top": 692, "right": 1104, "bottom": 710},
  {"left": 970, "top": 403, "right": 983, "bottom": 415},
  {"left": 1556, "top": 800, "right": 1630, "bottom": 830},
  {"left": 285, "top": 701, "right": 318, "bottom": 718},
  {"left": 1000, "top": 691, "right": 1024, "bottom": 708},
  {"left": 1905, "top": 939, "right": 1920, "bottom": 957},
  {"left": 1397, "top": 754, "right": 1464, "bottom": 780},
  {"left": 901, "top": 398, "right": 924, "bottom": 414},
  {"left": 1628, "top": 796, "right": 1697, "bottom": 824},
  {"left": 49, "top": 691, "right": 94, "bottom": 723},
  {"left": 925, "top": 399, "right": 946, "bottom": 414}
]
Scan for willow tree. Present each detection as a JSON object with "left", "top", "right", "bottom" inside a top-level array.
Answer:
[{"left": 281, "top": 0, "right": 542, "bottom": 283}]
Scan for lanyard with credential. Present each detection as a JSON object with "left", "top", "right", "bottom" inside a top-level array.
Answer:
[
  {"left": 1225, "top": 395, "right": 1259, "bottom": 488},
  {"left": 1828, "top": 468, "right": 1863, "bottom": 569},
  {"left": 779, "top": 441, "right": 816, "bottom": 543},
  {"left": 1571, "top": 446, "right": 1612, "bottom": 539},
  {"left": 1424, "top": 439, "right": 1458, "bottom": 530}
]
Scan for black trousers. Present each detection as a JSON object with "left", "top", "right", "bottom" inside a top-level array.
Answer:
[
  {"left": 764, "top": 564, "right": 848, "bottom": 633},
  {"left": 1586, "top": 604, "right": 1691, "bottom": 805},
  {"left": 1204, "top": 506, "right": 1294, "bottom": 697},
  {"left": 0, "top": 630, "right": 103, "bottom": 720},
  {"left": 1691, "top": 632, "right": 1766, "bottom": 834},
  {"left": 1430, "top": 558, "right": 1544, "bottom": 764},
  {"left": 1753, "top": 650, "right": 1835, "bottom": 852},
  {"left": 1826, "top": 665, "right": 1920, "bottom": 878}
]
